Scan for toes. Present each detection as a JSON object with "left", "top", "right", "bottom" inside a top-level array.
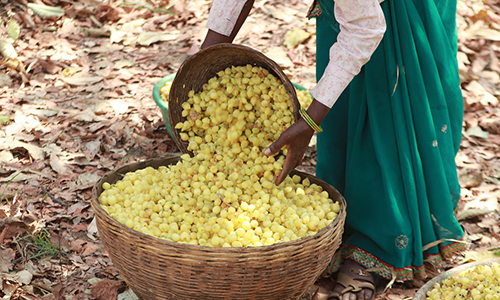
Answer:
[
  {"left": 361, "top": 289, "right": 374, "bottom": 300},
  {"left": 340, "top": 292, "right": 356, "bottom": 300}
]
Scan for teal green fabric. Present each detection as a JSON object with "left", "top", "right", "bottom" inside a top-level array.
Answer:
[{"left": 314, "top": 0, "right": 465, "bottom": 281}]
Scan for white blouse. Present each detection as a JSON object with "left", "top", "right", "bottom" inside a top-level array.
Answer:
[{"left": 206, "top": 0, "right": 386, "bottom": 108}]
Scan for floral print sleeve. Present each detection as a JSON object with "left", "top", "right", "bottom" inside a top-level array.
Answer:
[
  {"left": 206, "top": 0, "right": 386, "bottom": 108},
  {"left": 206, "top": 0, "right": 248, "bottom": 36},
  {"left": 309, "top": 0, "right": 386, "bottom": 108}
]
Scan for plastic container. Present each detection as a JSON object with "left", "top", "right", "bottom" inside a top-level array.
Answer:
[{"left": 152, "top": 73, "right": 176, "bottom": 138}]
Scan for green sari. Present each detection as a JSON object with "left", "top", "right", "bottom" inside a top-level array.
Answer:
[{"left": 312, "top": 0, "right": 466, "bottom": 281}]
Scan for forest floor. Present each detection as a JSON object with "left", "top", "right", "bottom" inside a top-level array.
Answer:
[{"left": 0, "top": 0, "right": 499, "bottom": 299}]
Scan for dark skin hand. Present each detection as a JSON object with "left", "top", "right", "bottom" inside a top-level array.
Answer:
[{"left": 264, "top": 99, "right": 330, "bottom": 185}]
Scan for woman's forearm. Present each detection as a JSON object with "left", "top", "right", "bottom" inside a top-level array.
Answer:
[{"left": 202, "top": 0, "right": 255, "bottom": 49}]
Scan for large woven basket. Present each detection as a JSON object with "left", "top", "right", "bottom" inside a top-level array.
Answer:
[
  {"left": 168, "top": 43, "right": 301, "bottom": 154},
  {"left": 91, "top": 156, "right": 346, "bottom": 300}
]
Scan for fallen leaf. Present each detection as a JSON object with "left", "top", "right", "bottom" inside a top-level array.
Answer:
[
  {"left": 137, "top": 31, "right": 179, "bottom": 46},
  {"left": 0, "top": 73, "right": 12, "bottom": 87},
  {"left": 456, "top": 208, "right": 495, "bottom": 221},
  {"left": 0, "top": 247, "right": 15, "bottom": 272},
  {"left": 0, "top": 150, "right": 14, "bottom": 163},
  {"left": 91, "top": 279, "right": 126, "bottom": 300},
  {"left": 109, "top": 99, "right": 132, "bottom": 116},
  {"left": 49, "top": 154, "right": 67, "bottom": 174},
  {"left": 114, "top": 59, "right": 134, "bottom": 69},
  {"left": 458, "top": 169, "right": 483, "bottom": 188},
  {"left": 76, "top": 172, "right": 101, "bottom": 187},
  {"left": 284, "top": 28, "right": 312, "bottom": 49},
  {"left": 82, "top": 242, "right": 101, "bottom": 256},
  {"left": 38, "top": 58, "right": 62, "bottom": 74},
  {"left": 27, "top": 3, "right": 65, "bottom": 18},
  {"left": 0, "top": 39, "right": 18, "bottom": 59},
  {"left": 72, "top": 223, "right": 88, "bottom": 232},
  {"left": 74, "top": 108, "right": 106, "bottom": 122},
  {"left": 462, "top": 28, "right": 500, "bottom": 41},
  {"left": 0, "top": 275, "right": 20, "bottom": 297},
  {"left": 85, "top": 139, "right": 102, "bottom": 159},
  {"left": 27, "top": 109, "right": 58, "bottom": 118},
  {"left": 10, "top": 270, "right": 33, "bottom": 285},
  {"left": 118, "top": 289, "right": 140, "bottom": 300},
  {"left": 264, "top": 47, "right": 294, "bottom": 69},
  {"left": 479, "top": 117, "right": 500, "bottom": 134},
  {"left": 465, "top": 126, "right": 489, "bottom": 139},
  {"left": 61, "top": 75, "right": 104, "bottom": 86},
  {"left": 0, "top": 172, "right": 32, "bottom": 183},
  {"left": 87, "top": 217, "right": 98, "bottom": 240},
  {"left": 465, "top": 81, "right": 499, "bottom": 106},
  {"left": 462, "top": 249, "right": 500, "bottom": 263},
  {"left": 69, "top": 239, "right": 87, "bottom": 252}
]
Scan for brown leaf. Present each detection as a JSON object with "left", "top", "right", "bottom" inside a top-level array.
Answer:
[
  {"left": 82, "top": 242, "right": 100, "bottom": 256},
  {"left": 0, "top": 247, "right": 16, "bottom": 273},
  {"left": 91, "top": 279, "right": 126, "bottom": 300},
  {"left": 458, "top": 169, "right": 483, "bottom": 188},
  {"left": 49, "top": 153, "right": 67, "bottom": 174},
  {"left": 61, "top": 75, "right": 104, "bottom": 86},
  {"left": 38, "top": 57, "right": 62, "bottom": 74},
  {"left": 479, "top": 116, "right": 500, "bottom": 134},
  {"left": 72, "top": 223, "right": 88, "bottom": 232},
  {"left": 95, "top": 5, "right": 121, "bottom": 22},
  {"left": 69, "top": 239, "right": 87, "bottom": 252},
  {"left": 0, "top": 218, "right": 30, "bottom": 242}
]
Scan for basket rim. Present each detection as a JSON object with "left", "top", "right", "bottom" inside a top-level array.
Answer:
[{"left": 91, "top": 156, "right": 347, "bottom": 253}]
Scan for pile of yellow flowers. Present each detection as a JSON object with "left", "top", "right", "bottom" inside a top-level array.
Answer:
[
  {"left": 426, "top": 263, "right": 500, "bottom": 300},
  {"left": 99, "top": 65, "right": 339, "bottom": 247},
  {"left": 160, "top": 73, "right": 313, "bottom": 109}
]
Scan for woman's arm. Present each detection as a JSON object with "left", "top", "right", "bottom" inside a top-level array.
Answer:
[
  {"left": 265, "top": 0, "right": 386, "bottom": 185},
  {"left": 201, "top": 0, "right": 255, "bottom": 49},
  {"left": 309, "top": 0, "right": 386, "bottom": 108}
]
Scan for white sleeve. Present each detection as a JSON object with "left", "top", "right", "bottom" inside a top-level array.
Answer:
[
  {"left": 309, "top": 0, "right": 386, "bottom": 108},
  {"left": 206, "top": 0, "right": 248, "bottom": 36}
]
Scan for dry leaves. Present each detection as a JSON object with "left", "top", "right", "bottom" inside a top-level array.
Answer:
[{"left": 0, "top": 0, "right": 499, "bottom": 299}]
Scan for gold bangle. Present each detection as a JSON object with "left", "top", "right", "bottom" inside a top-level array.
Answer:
[{"left": 299, "top": 109, "right": 323, "bottom": 133}]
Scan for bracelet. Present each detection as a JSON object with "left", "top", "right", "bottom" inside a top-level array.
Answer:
[{"left": 299, "top": 109, "right": 323, "bottom": 133}]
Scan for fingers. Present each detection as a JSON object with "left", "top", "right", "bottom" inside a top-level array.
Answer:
[
  {"left": 274, "top": 149, "right": 302, "bottom": 185},
  {"left": 263, "top": 130, "right": 290, "bottom": 156},
  {"left": 294, "top": 154, "right": 305, "bottom": 169}
]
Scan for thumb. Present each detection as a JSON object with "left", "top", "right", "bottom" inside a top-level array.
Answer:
[{"left": 263, "top": 134, "right": 288, "bottom": 156}]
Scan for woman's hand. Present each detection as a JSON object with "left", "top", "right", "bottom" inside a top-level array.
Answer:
[
  {"left": 263, "top": 119, "right": 314, "bottom": 185},
  {"left": 264, "top": 99, "right": 330, "bottom": 185}
]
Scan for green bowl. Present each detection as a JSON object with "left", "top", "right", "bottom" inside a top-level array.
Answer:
[
  {"left": 152, "top": 73, "right": 177, "bottom": 138},
  {"left": 152, "top": 74, "right": 309, "bottom": 139}
]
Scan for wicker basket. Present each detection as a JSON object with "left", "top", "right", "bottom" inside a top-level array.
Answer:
[
  {"left": 168, "top": 43, "right": 300, "bottom": 154},
  {"left": 91, "top": 156, "right": 346, "bottom": 300},
  {"left": 413, "top": 258, "right": 500, "bottom": 300}
]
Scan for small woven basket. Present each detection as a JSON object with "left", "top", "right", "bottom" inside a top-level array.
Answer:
[
  {"left": 168, "top": 43, "right": 300, "bottom": 154},
  {"left": 91, "top": 156, "right": 346, "bottom": 300}
]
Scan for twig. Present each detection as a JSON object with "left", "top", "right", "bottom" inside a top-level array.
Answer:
[
  {"left": 41, "top": 186, "right": 70, "bottom": 206},
  {"left": 89, "top": 15, "right": 103, "bottom": 27}
]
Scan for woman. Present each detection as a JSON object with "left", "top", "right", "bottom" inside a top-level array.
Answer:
[{"left": 200, "top": 0, "right": 467, "bottom": 299}]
